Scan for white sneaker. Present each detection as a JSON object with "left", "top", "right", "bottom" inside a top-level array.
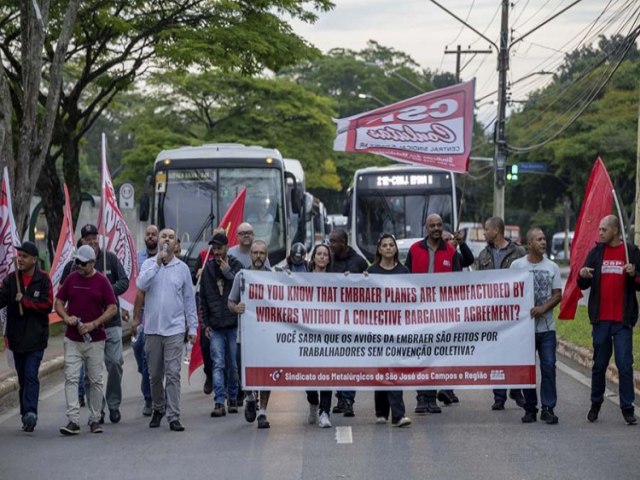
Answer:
[
  {"left": 308, "top": 404, "right": 319, "bottom": 424},
  {"left": 318, "top": 412, "right": 332, "bottom": 428},
  {"left": 393, "top": 416, "right": 412, "bottom": 427},
  {"left": 375, "top": 416, "right": 387, "bottom": 424}
]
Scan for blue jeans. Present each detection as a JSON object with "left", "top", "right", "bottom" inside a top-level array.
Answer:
[
  {"left": 132, "top": 330, "right": 151, "bottom": 401},
  {"left": 523, "top": 331, "right": 557, "bottom": 412},
  {"left": 210, "top": 327, "right": 238, "bottom": 405},
  {"left": 591, "top": 322, "right": 635, "bottom": 410},
  {"left": 13, "top": 350, "right": 44, "bottom": 416}
]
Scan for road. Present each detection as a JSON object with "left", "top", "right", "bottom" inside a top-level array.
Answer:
[{"left": 0, "top": 348, "right": 638, "bottom": 480}]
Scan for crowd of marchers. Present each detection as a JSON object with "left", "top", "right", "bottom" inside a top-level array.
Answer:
[{"left": 2, "top": 211, "right": 638, "bottom": 435}]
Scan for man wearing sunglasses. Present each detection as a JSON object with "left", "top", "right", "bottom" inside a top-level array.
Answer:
[
  {"left": 60, "top": 223, "right": 129, "bottom": 425},
  {"left": 228, "top": 223, "right": 271, "bottom": 269},
  {"left": 56, "top": 245, "right": 118, "bottom": 435}
]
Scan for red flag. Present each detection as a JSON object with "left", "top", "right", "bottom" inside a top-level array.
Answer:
[
  {"left": 97, "top": 134, "right": 139, "bottom": 312},
  {"left": 558, "top": 157, "right": 613, "bottom": 319},
  {"left": 334, "top": 80, "right": 475, "bottom": 173},
  {"left": 189, "top": 187, "right": 247, "bottom": 381},
  {"left": 50, "top": 184, "right": 75, "bottom": 297},
  {"left": 0, "top": 167, "right": 20, "bottom": 283}
]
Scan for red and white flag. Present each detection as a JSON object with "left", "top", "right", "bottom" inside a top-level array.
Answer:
[
  {"left": 0, "top": 167, "right": 20, "bottom": 283},
  {"left": 558, "top": 156, "right": 614, "bottom": 319},
  {"left": 334, "top": 79, "right": 475, "bottom": 173},
  {"left": 189, "top": 187, "right": 247, "bottom": 381},
  {"left": 50, "top": 184, "right": 75, "bottom": 297},
  {"left": 97, "top": 134, "right": 139, "bottom": 311}
]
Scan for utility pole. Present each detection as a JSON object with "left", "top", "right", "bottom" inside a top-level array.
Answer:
[
  {"left": 493, "top": 0, "right": 510, "bottom": 219},
  {"left": 444, "top": 45, "right": 492, "bottom": 83}
]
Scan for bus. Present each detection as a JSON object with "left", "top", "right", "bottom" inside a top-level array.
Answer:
[
  {"left": 152, "top": 143, "right": 300, "bottom": 270},
  {"left": 345, "top": 165, "right": 458, "bottom": 264},
  {"left": 550, "top": 231, "right": 573, "bottom": 261}
]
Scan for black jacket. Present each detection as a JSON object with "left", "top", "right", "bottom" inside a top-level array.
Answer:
[
  {"left": 332, "top": 247, "right": 368, "bottom": 273},
  {"left": 577, "top": 242, "right": 640, "bottom": 326},
  {"left": 61, "top": 249, "right": 129, "bottom": 328},
  {"left": 199, "top": 255, "right": 244, "bottom": 330},
  {"left": 0, "top": 268, "right": 53, "bottom": 352}
]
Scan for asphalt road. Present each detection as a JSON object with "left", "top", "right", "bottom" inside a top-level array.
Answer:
[{"left": 0, "top": 348, "right": 638, "bottom": 480}]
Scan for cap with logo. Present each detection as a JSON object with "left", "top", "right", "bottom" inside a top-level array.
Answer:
[{"left": 80, "top": 224, "right": 99, "bottom": 238}]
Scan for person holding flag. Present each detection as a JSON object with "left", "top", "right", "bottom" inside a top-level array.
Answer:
[
  {"left": 0, "top": 242, "right": 53, "bottom": 433},
  {"left": 578, "top": 215, "right": 640, "bottom": 426}
]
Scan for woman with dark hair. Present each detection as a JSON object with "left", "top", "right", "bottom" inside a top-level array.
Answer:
[
  {"left": 367, "top": 234, "right": 411, "bottom": 427},
  {"left": 306, "top": 243, "right": 334, "bottom": 428}
]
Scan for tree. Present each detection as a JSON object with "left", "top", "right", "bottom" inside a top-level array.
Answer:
[
  {"left": 0, "top": 0, "right": 334, "bottom": 243},
  {"left": 0, "top": 0, "right": 80, "bottom": 236}
]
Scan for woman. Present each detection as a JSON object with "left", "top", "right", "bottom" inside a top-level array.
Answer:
[
  {"left": 367, "top": 234, "right": 412, "bottom": 427},
  {"left": 306, "top": 243, "right": 334, "bottom": 428}
]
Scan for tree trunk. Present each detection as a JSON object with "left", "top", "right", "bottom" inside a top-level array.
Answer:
[{"left": 36, "top": 157, "right": 64, "bottom": 247}]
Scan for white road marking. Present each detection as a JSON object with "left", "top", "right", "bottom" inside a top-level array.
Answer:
[{"left": 335, "top": 426, "right": 353, "bottom": 444}]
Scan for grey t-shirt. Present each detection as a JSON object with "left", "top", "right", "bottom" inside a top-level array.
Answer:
[
  {"left": 510, "top": 256, "right": 562, "bottom": 332},
  {"left": 229, "top": 266, "right": 269, "bottom": 343}
]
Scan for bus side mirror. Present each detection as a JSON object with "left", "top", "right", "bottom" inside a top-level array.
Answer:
[
  {"left": 139, "top": 192, "right": 150, "bottom": 222},
  {"left": 342, "top": 191, "right": 351, "bottom": 217},
  {"left": 304, "top": 193, "right": 314, "bottom": 221}
]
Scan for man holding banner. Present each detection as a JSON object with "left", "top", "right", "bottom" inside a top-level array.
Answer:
[
  {"left": 578, "top": 215, "right": 640, "bottom": 426},
  {"left": 406, "top": 213, "right": 461, "bottom": 414}
]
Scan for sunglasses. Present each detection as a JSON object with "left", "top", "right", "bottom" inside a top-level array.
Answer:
[{"left": 74, "top": 259, "right": 90, "bottom": 267}]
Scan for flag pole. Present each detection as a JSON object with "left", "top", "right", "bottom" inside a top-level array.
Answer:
[
  {"left": 13, "top": 258, "right": 23, "bottom": 316},
  {"left": 101, "top": 133, "right": 107, "bottom": 272},
  {"left": 455, "top": 173, "right": 468, "bottom": 233},
  {"left": 612, "top": 189, "right": 630, "bottom": 265}
]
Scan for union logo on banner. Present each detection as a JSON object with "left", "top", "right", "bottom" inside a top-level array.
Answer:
[{"left": 334, "top": 79, "right": 475, "bottom": 173}]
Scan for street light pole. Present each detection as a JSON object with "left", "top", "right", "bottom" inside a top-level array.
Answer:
[{"left": 493, "top": 0, "right": 510, "bottom": 219}]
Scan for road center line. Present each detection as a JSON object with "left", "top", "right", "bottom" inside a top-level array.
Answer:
[{"left": 335, "top": 426, "right": 353, "bottom": 444}]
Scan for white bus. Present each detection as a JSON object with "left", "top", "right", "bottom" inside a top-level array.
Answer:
[{"left": 345, "top": 165, "right": 458, "bottom": 264}]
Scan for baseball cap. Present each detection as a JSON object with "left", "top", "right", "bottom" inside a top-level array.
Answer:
[
  {"left": 80, "top": 224, "right": 99, "bottom": 238},
  {"left": 75, "top": 245, "right": 96, "bottom": 262},
  {"left": 17, "top": 241, "right": 39, "bottom": 258},
  {"left": 209, "top": 233, "right": 229, "bottom": 246}
]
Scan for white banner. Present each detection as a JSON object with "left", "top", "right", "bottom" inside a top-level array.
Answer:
[{"left": 241, "top": 269, "right": 535, "bottom": 390}]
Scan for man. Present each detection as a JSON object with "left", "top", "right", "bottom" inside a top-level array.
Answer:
[
  {"left": 478, "top": 216, "right": 526, "bottom": 411},
  {"left": 55, "top": 245, "right": 117, "bottom": 435},
  {"left": 228, "top": 222, "right": 271, "bottom": 269},
  {"left": 510, "top": 228, "right": 562, "bottom": 424},
  {"left": 328, "top": 229, "right": 367, "bottom": 417},
  {"left": 137, "top": 227, "right": 197, "bottom": 432},
  {"left": 406, "top": 214, "right": 462, "bottom": 414},
  {"left": 578, "top": 215, "right": 640, "bottom": 426},
  {"left": 61, "top": 223, "right": 129, "bottom": 423},
  {"left": 193, "top": 227, "right": 227, "bottom": 395},
  {"left": 132, "top": 224, "right": 158, "bottom": 417},
  {"left": 0, "top": 242, "right": 53, "bottom": 432},
  {"left": 228, "top": 240, "right": 272, "bottom": 428},
  {"left": 199, "top": 232, "right": 244, "bottom": 418}
]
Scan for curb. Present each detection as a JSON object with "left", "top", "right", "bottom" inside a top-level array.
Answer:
[{"left": 556, "top": 338, "right": 640, "bottom": 397}]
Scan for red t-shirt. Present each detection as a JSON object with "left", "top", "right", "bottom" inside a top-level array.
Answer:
[
  {"left": 57, "top": 270, "right": 117, "bottom": 342},
  {"left": 22, "top": 273, "right": 33, "bottom": 290},
  {"left": 598, "top": 244, "right": 627, "bottom": 322}
]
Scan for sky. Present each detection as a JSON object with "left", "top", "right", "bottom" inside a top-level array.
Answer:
[{"left": 290, "top": 1, "right": 636, "bottom": 126}]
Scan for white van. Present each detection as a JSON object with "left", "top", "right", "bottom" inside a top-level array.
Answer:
[{"left": 551, "top": 231, "right": 574, "bottom": 260}]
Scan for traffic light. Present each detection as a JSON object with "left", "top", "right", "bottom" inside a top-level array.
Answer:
[{"left": 506, "top": 164, "right": 519, "bottom": 181}]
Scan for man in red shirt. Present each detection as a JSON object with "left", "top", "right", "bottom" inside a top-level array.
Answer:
[{"left": 578, "top": 214, "right": 640, "bottom": 425}]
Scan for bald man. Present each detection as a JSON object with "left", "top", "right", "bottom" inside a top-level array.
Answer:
[
  {"left": 578, "top": 215, "right": 640, "bottom": 426},
  {"left": 405, "top": 213, "right": 462, "bottom": 415},
  {"left": 228, "top": 223, "right": 271, "bottom": 269}
]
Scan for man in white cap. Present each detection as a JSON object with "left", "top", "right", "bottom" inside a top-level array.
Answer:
[{"left": 55, "top": 245, "right": 117, "bottom": 435}]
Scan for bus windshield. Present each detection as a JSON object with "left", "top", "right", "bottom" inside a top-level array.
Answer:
[
  {"left": 355, "top": 191, "right": 453, "bottom": 261},
  {"left": 156, "top": 167, "right": 285, "bottom": 263}
]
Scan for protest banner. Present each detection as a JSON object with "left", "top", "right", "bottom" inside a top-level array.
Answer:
[{"left": 241, "top": 269, "right": 535, "bottom": 390}]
